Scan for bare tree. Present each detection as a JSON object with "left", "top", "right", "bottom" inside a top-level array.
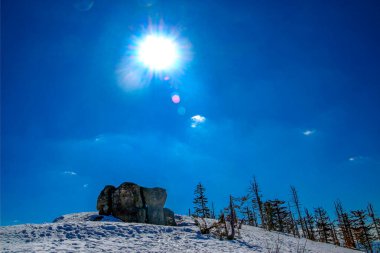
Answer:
[
  {"left": 250, "top": 177, "right": 266, "bottom": 229},
  {"left": 368, "top": 203, "right": 380, "bottom": 240},
  {"left": 351, "top": 210, "right": 375, "bottom": 252},
  {"left": 314, "top": 207, "right": 333, "bottom": 243},
  {"left": 304, "top": 208, "right": 315, "bottom": 241},
  {"left": 334, "top": 200, "right": 355, "bottom": 248},
  {"left": 290, "top": 186, "right": 306, "bottom": 237}
]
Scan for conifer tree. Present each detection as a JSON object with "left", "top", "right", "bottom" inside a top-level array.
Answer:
[
  {"left": 250, "top": 177, "right": 266, "bottom": 229},
  {"left": 351, "top": 210, "right": 375, "bottom": 252},
  {"left": 264, "top": 199, "right": 289, "bottom": 233},
  {"left": 264, "top": 201, "right": 275, "bottom": 231},
  {"left": 304, "top": 208, "right": 315, "bottom": 241},
  {"left": 314, "top": 207, "right": 333, "bottom": 243},
  {"left": 240, "top": 204, "right": 257, "bottom": 226},
  {"left": 193, "top": 183, "right": 211, "bottom": 218},
  {"left": 334, "top": 201, "right": 355, "bottom": 248}
]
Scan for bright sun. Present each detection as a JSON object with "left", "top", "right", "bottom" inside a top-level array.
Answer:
[{"left": 137, "top": 35, "right": 179, "bottom": 71}]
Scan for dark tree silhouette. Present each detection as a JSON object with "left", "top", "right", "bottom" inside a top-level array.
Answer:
[
  {"left": 315, "top": 207, "right": 333, "bottom": 243},
  {"left": 193, "top": 183, "right": 211, "bottom": 218},
  {"left": 250, "top": 177, "right": 266, "bottom": 229},
  {"left": 290, "top": 186, "right": 306, "bottom": 237},
  {"left": 264, "top": 199, "right": 290, "bottom": 233},
  {"left": 334, "top": 200, "right": 356, "bottom": 248},
  {"left": 351, "top": 210, "right": 375, "bottom": 252},
  {"left": 304, "top": 208, "right": 316, "bottom": 241},
  {"left": 368, "top": 203, "right": 380, "bottom": 240}
]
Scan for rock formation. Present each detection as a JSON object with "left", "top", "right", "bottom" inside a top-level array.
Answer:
[
  {"left": 96, "top": 182, "right": 176, "bottom": 226},
  {"left": 96, "top": 185, "right": 116, "bottom": 215}
]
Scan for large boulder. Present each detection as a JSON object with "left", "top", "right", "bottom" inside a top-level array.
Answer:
[
  {"left": 96, "top": 185, "right": 116, "bottom": 215},
  {"left": 97, "top": 181, "right": 176, "bottom": 226},
  {"left": 111, "top": 182, "right": 146, "bottom": 223},
  {"left": 142, "top": 187, "right": 167, "bottom": 225}
]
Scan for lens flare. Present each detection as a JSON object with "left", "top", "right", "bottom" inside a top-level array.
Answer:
[{"left": 171, "top": 94, "right": 181, "bottom": 104}]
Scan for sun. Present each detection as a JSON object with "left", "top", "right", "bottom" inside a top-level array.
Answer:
[{"left": 137, "top": 35, "right": 179, "bottom": 71}]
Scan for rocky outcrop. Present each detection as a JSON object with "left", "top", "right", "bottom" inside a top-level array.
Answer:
[
  {"left": 96, "top": 182, "right": 176, "bottom": 226},
  {"left": 96, "top": 185, "right": 116, "bottom": 215},
  {"left": 111, "top": 182, "right": 146, "bottom": 223},
  {"left": 142, "top": 187, "right": 167, "bottom": 225}
]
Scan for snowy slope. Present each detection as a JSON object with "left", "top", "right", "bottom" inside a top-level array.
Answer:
[{"left": 0, "top": 212, "right": 359, "bottom": 253}]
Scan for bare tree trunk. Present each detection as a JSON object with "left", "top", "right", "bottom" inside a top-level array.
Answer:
[
  {"left": 251, "top": 177, "right": 266, "bottom": 229},
  {"left": 368, "top": 203, "right": 380, "bottom": 240},
  {"left": 291, "top": 186, "right": 306, "bottom": 237},
  {"left": 227, "top": 195, "right": 236, "bottom": 240}
]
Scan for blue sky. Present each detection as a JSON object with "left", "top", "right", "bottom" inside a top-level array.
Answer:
[{"left": 1, "top": 0, "right": 380, "bottom": 225}]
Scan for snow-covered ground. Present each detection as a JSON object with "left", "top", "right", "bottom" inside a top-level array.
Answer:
[{"left": 0, "top": 212, "right": 359, "bottom": 253}]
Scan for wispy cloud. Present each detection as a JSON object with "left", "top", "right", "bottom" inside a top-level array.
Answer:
[
  {"left": 302, "top": 129, "right": 316, "bottom": 136},
  {"left": 348, "top": 156, "right": 367, "bottom": 162},
  {"left": 63, "top": 171, "right": 77, "bottom": 176},
  {"left": 83, "top": 184, "right": 89, "bottom": 188},
  {"left": 191, "top": 115, "right": 206, "bottom": 128}
]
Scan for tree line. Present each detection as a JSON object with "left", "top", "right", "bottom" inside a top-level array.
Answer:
[{"left": 191, "top": 179, "right": 380, "bottom": 252}]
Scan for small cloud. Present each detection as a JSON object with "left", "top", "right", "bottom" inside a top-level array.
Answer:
[
  {"left": 191, "top": 115, "right": 206, "bottom": 128},
  {"left": 302, "top": 129, "right": 316, "bottom": 136},
  {"left": 94, "top": 135, "right": 105, "bottom": 143},
  {"left": 83, "top": 184, "right": 89, "bottom": 188},
  {"left": 348, "top": 156, "right": 367, "bottom": 162},
  {"left": 63, "top": 171, "right": 77, "bottom": 176},
  {"left": 13, "top": 220, "right": 19, "bottom": 223}
]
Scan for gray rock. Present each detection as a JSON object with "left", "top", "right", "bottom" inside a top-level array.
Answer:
[
  {"left": 96, "top": 185, "right": 116, "bottom": 215},
  {"left": 97, "top": 181, "right": 176, "bottom": 226},
  {"left": 164, "top": 208, "right": 177, "bottom": 226},
  {"left": 142, "top": 187, "right": 167, "bottom": 225},
  {"left": 111, "top": 182, "right": 146, "bottom": 222}
]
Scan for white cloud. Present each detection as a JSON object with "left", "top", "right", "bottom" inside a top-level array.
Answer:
[
  {"left": 83, "top": 184, "right": 89, "bottom": 188},
  {"left": 191, "top": 115, "right": 206, "bottom": 128},
  {"left": 348, "top": 156, "right": 367, "bottom": 162},
  {"left": 63, "top": 171, "right": 77, "bottom": 176},
  {"left": 302, "top": 129, "right": 315, "bottom": 136}
]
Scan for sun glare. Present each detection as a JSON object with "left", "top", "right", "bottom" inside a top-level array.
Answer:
[{"left": 137, "top": 35, "right": 179, "bottom": 71}]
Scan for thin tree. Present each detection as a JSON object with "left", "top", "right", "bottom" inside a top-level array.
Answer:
[
  {"left": 211, "top": 202, "right": 216, "bottom": 219},
  {"left": 290, "top": 186, "right": 306, "bottom": 237},
  {"left": 368, "top": 203, "right": 380, "bottom": 240},
  {"left": 351, "top": 210, "right": 375, "bottom": 252},
  {"left": 287, "top": 204, "right": 299, "bottom": 237},
  {"left": 264, "top": 201, "right": 275, "bottom": 231},
  {"left": 250, "top": 177, "right": 266, "bottom": 229},
  {"left": 304, "top": 208, "right": 315, "bottom": 241},
  {"left": 329, "top": 217, "right": 340, "bottom": 246},
  {"left": 315, "top": 207, "right": 333, "bottom": 243},
  {"left": 193, "top": 183, "right": 211, "bottom": 218},
  {"left": 226, "top": 195, "right": 236, "bottom": 240},
  {"left": 334, "top": 200, "right": 355, "bottom": 248}
]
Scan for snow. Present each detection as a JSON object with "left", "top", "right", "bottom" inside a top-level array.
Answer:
[{"left": 0, "top": 212, "right": 358, "bottom": 253}]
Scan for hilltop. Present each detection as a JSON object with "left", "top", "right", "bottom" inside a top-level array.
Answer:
[{"left": 0, "top": 212, "right": 358, "bottom": 252}]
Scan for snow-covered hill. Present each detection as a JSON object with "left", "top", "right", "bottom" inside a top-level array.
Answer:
[{"left": 0, "top": 212, "right": 358, "bottom": 253}]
